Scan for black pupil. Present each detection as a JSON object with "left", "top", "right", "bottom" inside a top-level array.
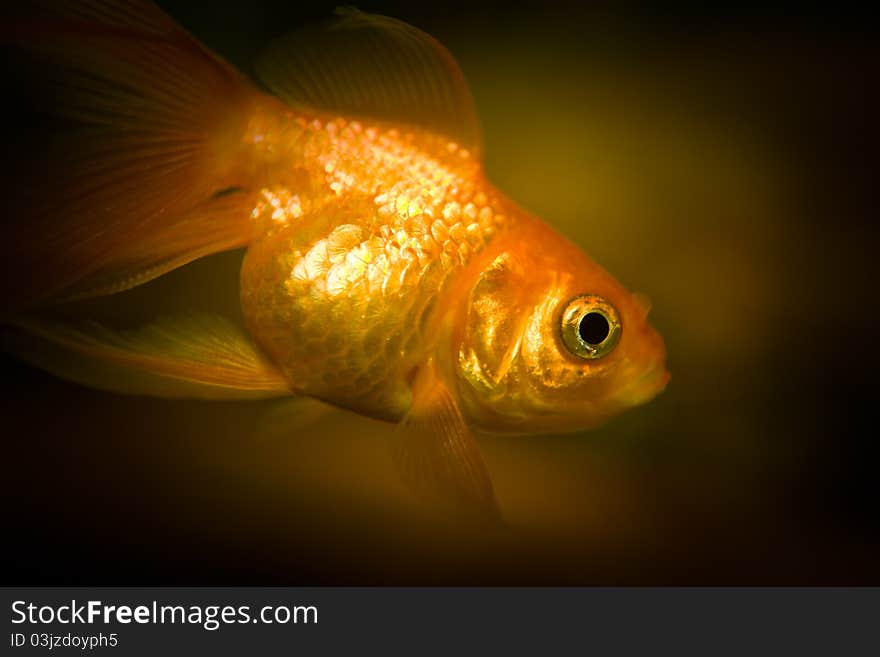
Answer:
[{"left": 578, "top": 312, "right": 610, "bottom": 345}]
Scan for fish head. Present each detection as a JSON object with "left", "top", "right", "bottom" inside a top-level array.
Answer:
[{"left": 452, "top": 218, "right": 669, "bottom": 434}]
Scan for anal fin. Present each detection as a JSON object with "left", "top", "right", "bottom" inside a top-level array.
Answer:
[{"left": 3, "top": 313, "right": 292, "bottom": 400}]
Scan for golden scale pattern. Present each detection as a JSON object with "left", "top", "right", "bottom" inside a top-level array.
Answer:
[{"left": 240, "top": 112, "right": 516, "bottom": 419}]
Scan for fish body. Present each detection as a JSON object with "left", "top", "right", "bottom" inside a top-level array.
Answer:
[
  {"left": 241, "top": 103, "right": 514, "bottom": 423},
  {"left": 240, "top": 102, "right": 667, "bottom": 432},
  {"left": 3, "top": 1, "right": 668, "bottom": 519}
]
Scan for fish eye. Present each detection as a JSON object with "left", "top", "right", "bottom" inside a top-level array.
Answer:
[{"left": 560, "top": 295, "right": 621, "bottom": 360}]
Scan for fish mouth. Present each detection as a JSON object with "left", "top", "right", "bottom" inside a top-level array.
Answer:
[{"left": 616, "top": 358, "right": 670, "bottom": 408}]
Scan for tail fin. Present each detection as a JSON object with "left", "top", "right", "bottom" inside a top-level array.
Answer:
[{"left": 1, "top": 0, "right": 259, "bottom": 313}]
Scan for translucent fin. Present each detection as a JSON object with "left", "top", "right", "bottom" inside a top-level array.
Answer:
[
  {"left": 2, "top": 1, "right": 257, "bottom": 312},
  {"left": 254, "top": 396, "right": 337, "bottom": 442},
  {"left": 3, "top": 313, "right": 292, "bottom": 400},
  {"left": 21, "top": 0, "right": 186, "bottom": 35},
  {"left": 392, "top": 365, "right": 502, "bottom": 523},
  {"left": 256, "top": 8, "right": 482, "bottom": 153},
  {"left": 57, "top": 190, "right": 257, "bottom": 302}
]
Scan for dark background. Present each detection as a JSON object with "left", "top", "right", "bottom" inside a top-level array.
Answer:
[{"left": 2, "top": 0, "right": 878, "bottom": 584}]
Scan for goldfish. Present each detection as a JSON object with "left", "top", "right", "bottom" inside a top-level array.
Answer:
[{"left": 2, "top": 0, "right": 668, "bottom": 520}]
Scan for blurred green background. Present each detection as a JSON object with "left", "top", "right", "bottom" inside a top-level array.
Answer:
[{"left": 2, "top": 0, "right": 877, "bottom": 583}]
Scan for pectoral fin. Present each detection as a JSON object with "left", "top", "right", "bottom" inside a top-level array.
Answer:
[
  {"left": 3, "top": 313, "right": 292, "bottom": 400},
  {"left": 393, "top": 366, "right": 502, "bottom": 523}
]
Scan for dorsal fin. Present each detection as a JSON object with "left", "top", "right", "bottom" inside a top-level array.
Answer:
[{"left": 256, "top": 8, "right": 482, "bottom": 154}]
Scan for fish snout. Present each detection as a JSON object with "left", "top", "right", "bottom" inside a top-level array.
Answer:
[{"left": 615, "top": 323, "right": 669, "bottom": 408}]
